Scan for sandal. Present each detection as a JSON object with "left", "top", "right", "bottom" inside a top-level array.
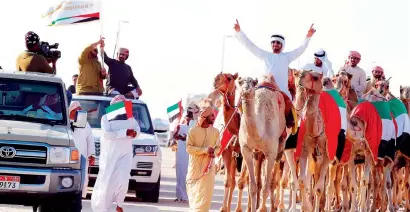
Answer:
[{"left": 174, "top": 199, "right": 180, "bottom": 202}]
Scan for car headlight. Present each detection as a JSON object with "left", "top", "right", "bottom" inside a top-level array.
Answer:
[
  {"left": 48, "top": 147, "right": 79, "bottom": 164},
  {"left": 134, "top": 145, "right": 158, "bottom": 156}
]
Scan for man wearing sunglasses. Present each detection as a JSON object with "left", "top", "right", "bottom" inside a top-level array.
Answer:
[
  {"left": 77, "top": 37, "right": 107, "bottom": 95},
  {"left": 101, "top": 45, "right": 142, "bottom": 99},
  {"left": 340, "top": 51, "right": 366, "bottom": 98},
  {"left": 233, "top": 19, "right": 315, "bottom": 129}
]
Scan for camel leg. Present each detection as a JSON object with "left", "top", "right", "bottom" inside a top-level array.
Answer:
[
  {"left": 254, "top": 153, "right": 264, "bottom": 209},
  {"left": 313, "top": 153, "right": 330, "bottom": 212},
  {"left": 326, "top": 163, "right": 337, "bottom": 211},
  {"left": 340, "top": 164, "right": 350, "bottom": 212},
  {"left": 284, "top": 150, "right": 298, "bottom": 212},
  {"left": 227, "top": 152, "right": 238, "bottom": 212},
  {"left": 220, "top": 148, "right": 233, "bottom": 212},
  {"left": 270, "top": 161, "right": 281, "bottom": 211},
  {"left": 279, "top": 160, "right": 289, "bottom": 212},
  {"left": 348, "top": 159, "right": 358, "bottom": 212},
  {"left": 405, "top": 164, "right": 410, "bottom": 211},
  {"left": 360, "top": 158, "right": 371, "bottom": 212},
  {"left": 258, "top": 151, "right": 277, "bottom": 212},
  {"left": 392, "top": 165, "right": 400, "bottom": 210},
  {"left": 334, "top": 164, "right": 343, "bottom": 210},
  {"left": 299, "top": 143, "right": 313, "bottom": 212},
  {"left": 383, "top": 160, "right": 395, "bottom": 212},
  {"left": 236, "top": 161, "right": 248, "bottom": 212},
  {"left": 241, "top": 145, "right": 257, "bottom": 212}
]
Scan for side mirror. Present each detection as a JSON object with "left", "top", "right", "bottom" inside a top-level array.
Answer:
[
  {"left": 154, "top": 122, "right": 168, "bottom": 133},
  {"left": 72, "top": 110, "right": 88, "bottom": 128}
]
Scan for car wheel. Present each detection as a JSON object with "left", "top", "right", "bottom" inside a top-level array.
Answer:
[{"left": 140, "top": 174, "right": 160, "bottom": 203}]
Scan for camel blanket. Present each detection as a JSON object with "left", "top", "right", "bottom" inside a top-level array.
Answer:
[
  {"left": 350, "top": 101, "right": 396, "bottom": 162},
  {"left": 295, "top": 91, "right": 342, "bottom": 161}
]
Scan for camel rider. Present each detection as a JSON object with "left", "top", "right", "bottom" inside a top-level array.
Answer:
[
  {"left": 233, "top": 19, "right": 315, "bottom": 128},
  {"left": 339, "top": 51, "right": 367, "bottom": 98},
  {"left": 364, "top": 65, "right": 385, "bottom": 94},
  {"left": 102, "top": 45, "right": 142, "bottom": 99},
  {"left": 302, "top": 49, "right": 334, "bottom": 77}
]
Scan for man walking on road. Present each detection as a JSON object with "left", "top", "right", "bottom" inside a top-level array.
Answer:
[{"left": 186, "top": 105, "right": 220, "bottom": 211}]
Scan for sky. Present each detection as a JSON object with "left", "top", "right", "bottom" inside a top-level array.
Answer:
[{"left": 0, "top": 0, "right": 409, "bottom": 121}]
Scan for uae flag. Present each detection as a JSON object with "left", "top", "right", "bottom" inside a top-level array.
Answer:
[
  {"left": 350, "top": 101, "right": 396, "bottom": 163},
  {"left": 295, "top": 91, "right": 342, "bottom": 162},
  {"left": 389, "top": 98, "right": 410, "bottom": 157},
  {"left": 167, "top": 100, "right": 183, "bottom": 123},
  {"left": 105, "top": 101, "right": 133, "bottom": 121},
  {"left": 42, "top": 0, "right": 100, "bottom": 26}
]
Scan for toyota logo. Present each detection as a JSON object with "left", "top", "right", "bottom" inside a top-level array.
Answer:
[{"left": 0, "top": 146, "right": 17, "bottom": 159}]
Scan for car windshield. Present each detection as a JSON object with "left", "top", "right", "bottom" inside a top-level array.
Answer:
[
  {"left": 74, "top": 99, "right": 154, "bottom": 134},
  {"left": 0, "top": 78, "right": 66, "bottom": 125}
]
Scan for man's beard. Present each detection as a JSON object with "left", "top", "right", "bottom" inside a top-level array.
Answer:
[{"left": 374, "top": 75, "right": 382, "bottom": 80}]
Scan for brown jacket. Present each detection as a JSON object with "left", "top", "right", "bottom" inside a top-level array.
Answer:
[
  {"left": 16, "top": 52, "right": 53, "bottom": 74},
  {"left": 76, "top": 45, "right": 105, "bottom": 94}
]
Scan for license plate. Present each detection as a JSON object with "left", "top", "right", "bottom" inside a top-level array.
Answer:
[{"left": 0, "top": 176, "right": 20, "bottom": 190}]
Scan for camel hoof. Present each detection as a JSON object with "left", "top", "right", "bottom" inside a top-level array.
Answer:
[
  {"left": 256, "top": 206, "right": 268, "bottom": 212},
  {"left": 234, "top": 207, "right": 243, "bottom": 212},
  {"left": 219, "top": 206, "right": 228, "bottom": 212},
  {"left": 287, "top": 206, "right": 297, "bottom": 212}
]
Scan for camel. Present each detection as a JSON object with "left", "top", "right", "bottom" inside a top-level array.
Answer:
[
  {"left": 293, "top": 69, "right": 331, "bottom": 212},
  {"left": 356, "top": 89, "right": 396, "bottom": 212},
  {"left": 237, "top": 74, "right": 286, "bottom": 212},
  {"left": 332, "top": 70, "right": 358, "bottom": 113},
  {"left": 212, "top": 72, "right": 249, "bottom": 212},
  {"left": 399, "top": 85, "right": 410, "bottom": 211},
  {"left": 376, "top": 81, "right": 410, "bottom": 210}
]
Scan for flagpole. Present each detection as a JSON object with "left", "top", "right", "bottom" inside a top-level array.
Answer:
[
  {"left": 99, "top": 0, "right": 104, "bottom": 69},
  {"left": 113, "top": 20, "right": 129, "bottom": 58}
]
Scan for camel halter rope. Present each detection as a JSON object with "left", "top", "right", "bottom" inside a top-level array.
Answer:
[{"left": 186, "top": 88, "right": 241, "bottom": 185}]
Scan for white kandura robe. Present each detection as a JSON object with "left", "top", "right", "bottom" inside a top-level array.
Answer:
[
  {"left": 342, "top": 66, "right": 367, "bottom": 97},
  {"left": 72, "top": 122, "right": 96, "bottom": 198},
  {"left": 234, "top": 30, "right": 311, "bottom": 99},
  {"left": 302, "top": 63, "right": 334, "bottom": 78},
  {"left": 175, "top": 120, "right": 196, "bottom": 201},
  {"left": 91, "top": 116, "right": 140, "bottom": 212}
]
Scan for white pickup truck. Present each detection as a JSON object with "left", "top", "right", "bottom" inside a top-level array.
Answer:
[{"left": 72, "top": 94, "right": 165, "bottom": 202}]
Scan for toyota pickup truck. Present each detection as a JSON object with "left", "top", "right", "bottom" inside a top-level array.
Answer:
[{"left": 0, "top": 71, "right": 82, "bottom": 212}]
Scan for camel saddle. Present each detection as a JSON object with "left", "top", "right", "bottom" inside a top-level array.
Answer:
[{"left": 255, "top": 83, "right": 297, "bottom": 131}]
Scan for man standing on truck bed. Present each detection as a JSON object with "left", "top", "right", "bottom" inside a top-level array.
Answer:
[
  {"left": 76, "top": 37, "right": 107, "bottom": 95},
  {"left": 16, "top": 31, "right": 57, "bottom": 74},
  {"left": 101, "top": 43, "right": 142, "bottom": 99}
]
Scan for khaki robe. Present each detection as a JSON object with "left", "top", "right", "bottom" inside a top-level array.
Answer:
[{"left": 186, "top": 126, "right": 220, "bottom": 212}]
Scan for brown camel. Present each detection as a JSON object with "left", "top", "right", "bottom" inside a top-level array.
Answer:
[
  {"left": 399, "top": 85, "right": 410, "bottom": 211},
  {"left": 332, "top": 70, "right": 358, "bottom": 113},
  {"left": 237, "top": 74, "right": 285, "bottom": 212},
  {"left": 212, "top": 72, "right": 247, "bottom": 212},
  {"left": 293, "top": 70, "right": 330, "bottom": 212}
]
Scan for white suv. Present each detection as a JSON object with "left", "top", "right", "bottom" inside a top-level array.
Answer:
[{"left": 72, "top": 94, "right": 164, "bottom": 202}]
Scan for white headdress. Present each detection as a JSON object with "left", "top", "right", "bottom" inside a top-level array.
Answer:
[{"left": 314, "top": 49, "right": 334, "bottom": 77}]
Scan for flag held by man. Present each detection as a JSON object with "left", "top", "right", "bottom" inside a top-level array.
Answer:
[
  {"left": 42, "top": 0, "right": 101, "bottom": 26},
  {"left": 105, "top": 100, "right": 133, "bottom": 121}
]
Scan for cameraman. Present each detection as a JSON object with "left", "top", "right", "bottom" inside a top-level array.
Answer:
[{"left": 16, "top": 31, "right": 57, "bottom": 74}]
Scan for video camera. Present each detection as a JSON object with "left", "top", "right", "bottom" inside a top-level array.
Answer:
[{"left": 39, "top": 41, "right": 61, "bottom": 60}]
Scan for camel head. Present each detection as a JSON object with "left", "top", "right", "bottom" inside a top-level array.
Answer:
[
  {"left": 400, "top": 85, "right": 410, "bottom": 101},
  {"left": 322, "top": 77, "right": 334, "bottom": 90},
  {"left": 297, "top": 70, "right": 323, "bottom": 93},
  {"left": 237, "top": 76, "right": 258, "bottom": 99},
  {"left": 375, "top": 79, "right": 390, "bottom": 97},
  {"left": 213, "top": 72, "right": 238, "bottom": 94},
  {"left": 361, "top": 88, "right": 388, "bottom": 102},
  {"left": 347, "top": 116, "right": 366, "bottom": 144},
  {"left": 332, "top": 71, "right": 353, "bottom": 92}
]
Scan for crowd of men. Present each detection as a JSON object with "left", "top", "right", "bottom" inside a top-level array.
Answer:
[
  {"left": 15, "top": 32, "right": 143, "bottom": 99},
  {"left": 10, "top": 19, "right": 393, "bottom": 211}
]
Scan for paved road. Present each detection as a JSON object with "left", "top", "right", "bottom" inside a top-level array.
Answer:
[
  {"left": 0, "top": 147, "right": 404, "bottom": 212},
  {"left": 0, "top": 147, "right": 298, "bottom": 211}
]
